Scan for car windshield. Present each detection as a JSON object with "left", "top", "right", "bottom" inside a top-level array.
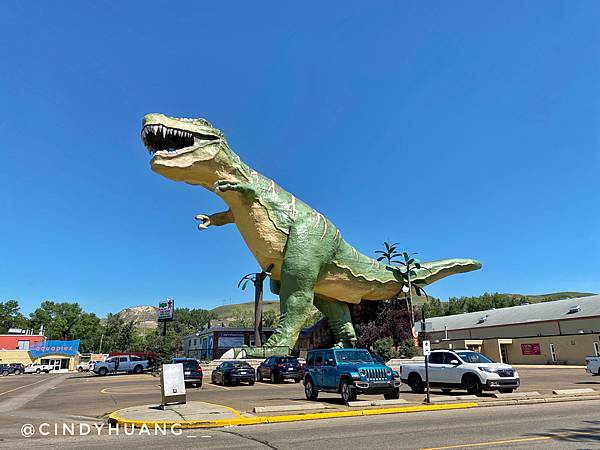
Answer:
[
  {"left": 335, "top": 350, "right": 373, "bottom": 363},
  {"left": 181, "top": 361, "right": 198, "bottom": 370},
  {"left": 224, "top": 362, "right": 250, "bottom": 369},
  {"left": 456, "top": 351, "right": 493, "bottom": 363}
]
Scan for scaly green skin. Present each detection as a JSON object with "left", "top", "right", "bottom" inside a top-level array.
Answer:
[{"left": 141, "top": 113, "right": 482, "bottom": 356}]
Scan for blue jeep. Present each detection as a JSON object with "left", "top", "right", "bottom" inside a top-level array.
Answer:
[{"left": 303, "top": 348, "right": 401, "bottom": 403}]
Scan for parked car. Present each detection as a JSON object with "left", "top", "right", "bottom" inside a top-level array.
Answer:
[
  {"left": 211, "top": 360, "right": 255, "bottom": 386},
  {"left": 171, "top": 358, "right": 203, "bottom": 388},
  {"left": 9, "top": 363, "right": 25, "bottom": 375},
  {"left": 24, "top": 363, "right": 52, "bottom": 374},
  {"left": 400, "top": 349, "right": 520, "bottom": 396},
  {"left": 76, "top": 361, "right": 93, "bottom": 372},
  {"left": 93, "top": 355, "right": 150, "bottom": 376},
  {"left": 586, "top": 356, "right": 600, "bottom": 375},
  {"left": 303, "top": 348, "right": 401, "bottom": 403},
  {"left": 0, "top": 364, "right": 16, "bottom": 376},
  {"left": 256, "top": 356, "right": 303, "bottom": 383}
]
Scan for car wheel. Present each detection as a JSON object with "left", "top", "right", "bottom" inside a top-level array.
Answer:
[
  {"left": 441, "top": 388, "right": 452, "bottom": 394},
  {"left": 133, "top": 365, "right": 143, "bottom": 375},
  {"left": 294, "top": 378, "right": 301, "bottom": 383},
  {"left": 408, "top": 374, "right": 424, "bottom": 394},
  {"left": 256, "top": 370, "right": 262, "bottom": 382},
  {"left": 36, "top": 369, "right": 41, "bottom": 374},
  {"left": 304, "top": 377, "right": 319, "bottom": 401},
  {"left": 44, "top": 370, "right": 49, "bottom": 373},
  {"left": 211, "top": 375, "right": 216, "bottom": 384},
  {"left": 78, "top": 367, "right": 83, "bottom": 373},
  {"left": 498, "top": 388, "right": 514, "bottom": 394},
  {"left": 249, "top": 380, "right": 255, "bottom": 386},
  {"left": 99, "top": 367, "right": 108, "bottom": 376},
  {"left": 14, "top": 370, "right": 21, "bottom": 375},
  {"left": 1, "top": 370, "right": 8, "bottom": 376},
  {"left": 341, "top": 379, "right": 357, "bottom": 403},
  {"left": 270, "top": 372, "right": 277, "bottom": 384},
  {"left": 384, "top": 388, "right": 400, "bottom": 400},
  {"left": 464, "top": 376, "right": 483, "bottom": 396}
]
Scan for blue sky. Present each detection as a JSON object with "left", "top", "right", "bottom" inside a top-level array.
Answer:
[{"left": 1, "top": 2, "right": 598, "bottom": 316}]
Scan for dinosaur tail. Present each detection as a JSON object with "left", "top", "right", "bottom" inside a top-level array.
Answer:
[{"left": 409, "top": 258, "right": 482, "bottom": 286}]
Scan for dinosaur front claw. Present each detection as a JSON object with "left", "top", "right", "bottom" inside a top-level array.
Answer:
[{"left": 195, "top": 214, "right": 211, "bottom": 230}]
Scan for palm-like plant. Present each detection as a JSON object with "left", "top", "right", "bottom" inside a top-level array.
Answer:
[
  {"left": 375, "top": 242, "right": 402, "bottom": 265},
  {"left": 392, "top": 251, "right": 430, "bottom": 327}
]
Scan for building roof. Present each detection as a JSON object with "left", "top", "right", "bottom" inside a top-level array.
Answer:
[{"left": 427, "top": 295, "right": 600, "bottom": 332}]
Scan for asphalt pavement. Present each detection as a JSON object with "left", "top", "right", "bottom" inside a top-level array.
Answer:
[{"left": 0, "top": 367, "right": 598, "bottom": 448}]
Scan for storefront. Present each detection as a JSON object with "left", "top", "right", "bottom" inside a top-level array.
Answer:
[{"left": 28, "top": 339, "right": 80, "bottom": 372}]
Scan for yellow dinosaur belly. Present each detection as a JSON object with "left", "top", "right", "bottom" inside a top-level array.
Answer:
[{"left": 228, "top": 198, "right": 287, "bottom": 278}]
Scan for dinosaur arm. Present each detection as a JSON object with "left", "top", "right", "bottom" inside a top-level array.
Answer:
[{"left": 195, "top": 209, "right": 234, "bottom": 230}]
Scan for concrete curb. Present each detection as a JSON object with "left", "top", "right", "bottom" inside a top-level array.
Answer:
[
  {"left": 476, "top": 394, "right": 600, "bottom": 408},
  {"left": 109, "top": 402, "right": 478, "bottom": 429},
  {"left": 253, "top": 403, "right": 328, "bottom": 413}
]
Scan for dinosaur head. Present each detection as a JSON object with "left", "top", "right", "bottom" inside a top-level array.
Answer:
[{"left": 142, "top": 113, "right": 229, "bottom": 185}]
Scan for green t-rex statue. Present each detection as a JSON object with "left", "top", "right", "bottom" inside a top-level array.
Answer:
[{"left": 141, "top": 113, "right": 481, "bottom": 354}]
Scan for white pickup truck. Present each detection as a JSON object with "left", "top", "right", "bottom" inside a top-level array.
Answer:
[
  {"left": 24, "top": 363, "right": 52, "bottom": 374},
  {"left": 585, "top": 356, "right": 600, "bottom": 375},
  {"left": 400, "top": 349, "right": 520, "bottom": 396}
]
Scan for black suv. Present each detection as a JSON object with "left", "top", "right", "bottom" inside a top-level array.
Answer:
[
  {"left": 0, "top": 364, "right": 16, "bottom": 376},
  {"left": 9, "top": 363, "right": 25, "bottom": 375},
  {"left": 171, "top": 358, "right": 203, "bottom": 388},
  {"left": 257, "top": 356, "right": 303, "bottom": 383}
]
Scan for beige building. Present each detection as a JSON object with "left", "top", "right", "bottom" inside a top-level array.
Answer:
[{"left": 427, "top": 295, "right": 600, "bottom": 365}]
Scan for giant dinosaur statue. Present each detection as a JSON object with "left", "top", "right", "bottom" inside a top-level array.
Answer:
[{"left": 141, "top": 113, "right": 481, "bottom": 354}]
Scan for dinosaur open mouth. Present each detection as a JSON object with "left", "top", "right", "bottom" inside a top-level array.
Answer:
[{"left": 142, "top": 124, "right": 217, "bottom": 154}]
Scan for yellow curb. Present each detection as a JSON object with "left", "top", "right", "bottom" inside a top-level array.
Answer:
[{"left": 108, "top": 402, "right": 479, "bottom": 429}]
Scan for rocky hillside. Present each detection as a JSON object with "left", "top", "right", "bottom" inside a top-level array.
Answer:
[{"left": 117, "top": 305, "right": 158, "bottom": 331}]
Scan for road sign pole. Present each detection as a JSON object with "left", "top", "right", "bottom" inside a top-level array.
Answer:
[{"left": 422, "top": 306, "right": 431, "bottom": 404}]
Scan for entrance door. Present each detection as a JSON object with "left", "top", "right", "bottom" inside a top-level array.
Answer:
[
  {"left": 50, "top": 359, "right": 61, "bottom": 371},
  {"left": 500, "top": 345, "right": 510, "bottom": 364}
]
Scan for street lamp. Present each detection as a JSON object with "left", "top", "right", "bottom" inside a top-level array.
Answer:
[{"left": 238, "top": 263, "right": 275, "bottom": 347}]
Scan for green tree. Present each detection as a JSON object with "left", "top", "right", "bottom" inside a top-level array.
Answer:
[
  {"left": 28, "top": 301, "right": 102, "bottom": 351},
  {"left": 0, "top": 300, "right": 27, "bottom": 333},
  {"left": 100, "top": 313, "right": 136, "bottom": 353},
  {"left": 262, "top": 310, "right": 280, "bottom": 328},
  {"left": 372, "top": 337, "right": 400, "bottom": 361}
]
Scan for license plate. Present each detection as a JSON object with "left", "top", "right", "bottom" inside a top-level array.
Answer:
[
  {"left": 184, "top": 371, "right": 191, "bottom": 375},
  {"left": 240, "top": 371, "right": 247, "bottom": 374},
  {"left": 288, "top": 368, "right": 293, "bottom": 371}
]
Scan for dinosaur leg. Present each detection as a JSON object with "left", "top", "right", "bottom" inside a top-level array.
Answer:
[
  {"left": 264, "top": 224, "right": 337, "bottom": 350},
  {"left": 313, "top": 295, "right": 357, "bottom": 348}
]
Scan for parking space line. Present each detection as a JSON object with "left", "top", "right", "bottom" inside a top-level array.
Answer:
[
  {"left": 206, "top": 383, "right": 231, "bottom": 391},
  {"left": 0, "top": 378, "right": 50, "bottom": 397}
]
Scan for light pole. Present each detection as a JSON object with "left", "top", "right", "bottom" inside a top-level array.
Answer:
[{"left": 238, "top": 263, "right": 274, "bottom": 347}]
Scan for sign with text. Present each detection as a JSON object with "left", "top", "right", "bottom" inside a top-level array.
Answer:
[
  {"left": 158, "top": 298, "right": 174, "bottom": 322},
  {"left": 423, "top": 340, "right": 431, "bottom": 356},
  {"left": 29, "top": 340, "right": 80, "bottom": 359},
  {"left": 521, "top": 343, "right": 541, "bottom": 355}
]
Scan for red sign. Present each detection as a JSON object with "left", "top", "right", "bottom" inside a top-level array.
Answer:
[{"left": 521, "top": 343, "right": 541, "bottom": 355}]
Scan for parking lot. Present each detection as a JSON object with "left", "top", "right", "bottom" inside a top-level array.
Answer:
[{"left": 0, "top": 366, "right": 597, "bottom": 419}]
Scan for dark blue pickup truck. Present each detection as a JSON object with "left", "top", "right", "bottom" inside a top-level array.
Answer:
[{"left": 303, "top": 348, "right": 401, "bottom": 403}]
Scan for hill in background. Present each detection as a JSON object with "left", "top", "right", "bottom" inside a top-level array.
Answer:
[{"left": 115, "top": 292, "right": 595, "bottom": 329}]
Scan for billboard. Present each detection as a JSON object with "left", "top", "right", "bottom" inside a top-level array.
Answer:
[
  {"left": 29, "top": 340, "right": 80, "bottom": 359},
  {"left": 521, "top": 343, "right": 541, "bottom": 355},
  {"left": 158, "top": 298, "right": 174, "bottom": 322}
]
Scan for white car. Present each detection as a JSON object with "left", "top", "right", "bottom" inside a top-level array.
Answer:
[
  {"left": 400, "top": 349, "right": 520, "bottom": 396},
  {"left": 24, "top": 363, "right": 52, "bottom": 374},
  {"left": 585, "top": 356, "right": 600, "bottom": 375}
]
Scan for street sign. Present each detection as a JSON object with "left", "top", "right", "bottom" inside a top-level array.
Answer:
[
  {"left": 158, "top": 298, "right": 174, "bottom": 322},
  {"left": 423, "top": 340, "right": 431, "bottom": 356}
]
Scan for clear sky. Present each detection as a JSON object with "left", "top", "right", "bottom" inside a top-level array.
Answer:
[{"left": 1, "top": 2, "right": 598, "bottom": 316}]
